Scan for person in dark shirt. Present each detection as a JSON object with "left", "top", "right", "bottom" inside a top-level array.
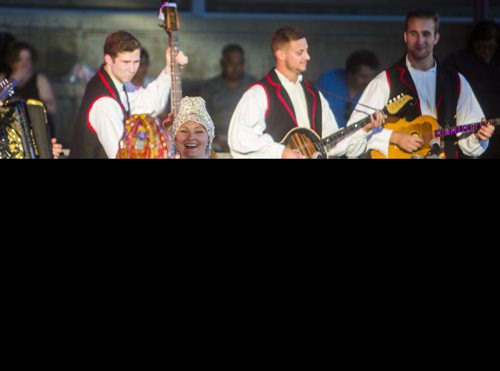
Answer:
[
  {"left": 3, "top": 41, "right": 57, "bottom": 131},
  {"left": 201, "top": 44, "right": 256, "bottom": 152},
  {"left": 445, "top": 20, "right": 500, "bottom": 158},
  {"left": 0, "top": 32, "right": 16, "bottom": 77},
  {"left": 1, "top": 40, "right": 62, "bottom": 158},
  {"left": 316, "top": 50, "right": 380, "bottom": 128}
]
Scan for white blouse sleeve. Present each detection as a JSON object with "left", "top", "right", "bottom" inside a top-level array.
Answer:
[{"left": 228, "top": 85, "right": 286, "bottom": 158}]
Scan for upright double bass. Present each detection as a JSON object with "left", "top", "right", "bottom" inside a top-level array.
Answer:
[
  {"left": 159, "top": 1, "right": 183, "bottom": 123},
  {"left": 117, "top": 2, "right": 183, "bottom": 159}
]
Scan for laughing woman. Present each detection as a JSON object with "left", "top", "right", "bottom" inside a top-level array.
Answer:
[{"left": 172, "top": 96, "right": 216, "bottom": 159}]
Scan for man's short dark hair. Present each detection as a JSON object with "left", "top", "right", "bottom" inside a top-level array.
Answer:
[
  {"left": 468, "top": 20, "right": 499, "bottom": 49},
  {"left": 271, "top": 27, "right": 305, "bottom": 54},
  {"left": 222, "top": 44, "right": 244, "bottom": 58},
  {"left": 405, "top": 9, "right": 440, "bottom": 33},
  {"left": 345, "top": 50, "right": 380, "bottom": 75},
  {"left": 104, "top": 31, "right": 141, "bottom": 59}
]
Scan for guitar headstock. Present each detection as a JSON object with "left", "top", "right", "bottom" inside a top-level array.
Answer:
[
  {"left": 385, "top": 94, "right": 413, "bottom": 115},
  {"left": 488, "top": 118, "right": 500, "bottom": 127},
  {"left": 0, "top": 79, "right": 17, "bottom": 104},
  {"left": 159, "top": 1, "right": 180, "bottom": 35}
]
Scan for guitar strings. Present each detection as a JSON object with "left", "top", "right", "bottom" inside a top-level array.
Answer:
[{"left": 317, "top": 88, "right": 376, "bottom": 118}]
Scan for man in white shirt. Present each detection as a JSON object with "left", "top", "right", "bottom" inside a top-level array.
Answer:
[
  {"left": 228, "top": 27, "right": 383, "bottom": 159},
  {"left": 70, "top": 31, "right": 188, "bottom": 158},
  {"left": 348, "top": 9, "right": 495, "bottom": 159}
]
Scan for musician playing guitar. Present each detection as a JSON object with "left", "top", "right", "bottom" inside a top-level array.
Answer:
[
  {"left": 70, "top": 30, "right": 188, "bottom": 159},
  {"left": 348, "top": 9, "right": 495, "bottom": 159},
  {"left": 228, "top": 27, "right": 384, "bottom": 159}
]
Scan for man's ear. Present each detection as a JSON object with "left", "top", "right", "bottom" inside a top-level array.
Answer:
[
  {"left": 434, "top": 32, "right": 441, "bottom": 45},
  {"left": 104, "top": 54, "right": 114, "bottom": 66},
  {"left": 275, "top": 49, "right": 286, "bottom": 62}
]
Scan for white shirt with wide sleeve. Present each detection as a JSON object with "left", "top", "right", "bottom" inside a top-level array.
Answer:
[
  {"left": 88, "top": 70, "right": 171, "bottom": 158},
  {"left": 348, "top": 56, "right": 488, "bottom": 158},
  {"left": 228, "top": 69, "right": 368, "bottom": 158}
]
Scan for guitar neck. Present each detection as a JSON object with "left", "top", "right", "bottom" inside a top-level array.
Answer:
[
  {"left": 169, "top": 31, "right": 183, "bottom": 119},
  {"left": 434, "top": 118, "right": 500, "bottom": 138},
  {"left": 321, "top": 107, "right": 387, "bottom": 149}
]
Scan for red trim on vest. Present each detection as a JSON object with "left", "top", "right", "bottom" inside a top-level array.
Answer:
[
  {"left": 98, "top": 69, "right": 118, "bottom": 100},
  {"left": 386, "top": 70, "right": 391, "bottom": 90},
  {"left": 98, "top": 69, "right": 128, "bottom": 116},
  {"left": 250, "top": 82, "right": 271, "bottom": 118},
  {"left": 396, "top": 64, "right": 421, "bottom": 113},
  {"left": 436, "top": 96, "right": 443, "bottom": 113},
  {"left": 436, "top": 74, "right": 445, "bottom": 115},
  {"left": 86, "top": 94, "right": 111, "bottom": 134},
  {"left": 266, "top": 74, "right": 298, "bottom": 126},
  {"left": 304, "top": 80, "right": 317, "bottom": 132}
]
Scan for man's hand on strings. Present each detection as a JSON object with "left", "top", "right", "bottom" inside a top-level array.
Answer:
[
  {"left": 282, "top": 147, "right": 306, "bottom": 159},
  {"left": 390, "top": 132, "right": 424, "bottom": 153}
]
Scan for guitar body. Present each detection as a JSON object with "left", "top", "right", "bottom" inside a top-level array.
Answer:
[
  {"left": 371, "top": 115, "right": 440, "bottom": 159},
  {"left": 278, "top": 94, "right": 414, "bottom": 159},
  {"left": 280, "top": 128, "right": 328, "bottom": 159}
]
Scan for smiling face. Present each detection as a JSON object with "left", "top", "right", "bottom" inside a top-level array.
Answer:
[
  {"left": 277, "top": 37, "right": 311, "bottom": 77},
  {"left": 404, "top": 17, "right": 440, "bottom": 64},
  {"left": 473, "top": 39, "right": 498, "bottom": 64},
  {"left": 175, "top": 121, "right": 210, "bottom": 159},
  {"left": 105, "top": 49, "right": 141, "bottom": 84}
]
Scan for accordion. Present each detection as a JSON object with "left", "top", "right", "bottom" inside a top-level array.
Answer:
[{"left": 0, "top": 98, "right": 52, "bottom": 159}]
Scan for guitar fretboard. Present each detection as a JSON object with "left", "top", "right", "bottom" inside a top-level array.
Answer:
[
  {"left": 321, "top": 108, "right": 388, "bottom": 149},
  {"left": 435, "top": 118, "right": 500, "bottom": 138}
]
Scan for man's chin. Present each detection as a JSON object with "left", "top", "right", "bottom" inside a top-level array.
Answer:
[{"left": 410, "top": 51, "right": 430, "bottom": 60}]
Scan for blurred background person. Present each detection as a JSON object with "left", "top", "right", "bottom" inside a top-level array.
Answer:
[
  {"left": 201, "top": 44, "right": 256, "bottom": 152},
  {"left": 0, "top": 32, "right": 16, "bottom": 78},
  {"left": 131, "top": 47, "right": 155, "bottom": 89},
  {"left": 445, "top": 20, "right": 500, "bottom": 158},
  {"left": 316, "top": 50, "right": 380, "bottom": 128},
  {"left": 2, "top": 40, "right": 57, "bottom": 137}
]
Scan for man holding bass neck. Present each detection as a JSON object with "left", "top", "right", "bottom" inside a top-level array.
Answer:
[{"left": 70, "top": 31, "right": 188, "bottom": 158}]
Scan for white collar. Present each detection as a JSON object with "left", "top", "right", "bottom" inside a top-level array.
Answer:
[
  {"left": 275, "top": 68, "right": 303, "bottom": 86},
  {"left": 406, "top": 55, "right": 437, "bottom": 74},
  {"left": 107, "top": 69, "right": 127, "bottom": 92}
]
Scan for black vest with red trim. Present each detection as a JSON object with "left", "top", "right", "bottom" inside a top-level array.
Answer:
[
  {"left": 70, "top": 65, "right": 128, "bottom": 158},
  {"left": 256, "top": 69, "right": 322, "bottom": 142},
  {"left": 386, "top": 56, "right": 461, "bottom": 157}
]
